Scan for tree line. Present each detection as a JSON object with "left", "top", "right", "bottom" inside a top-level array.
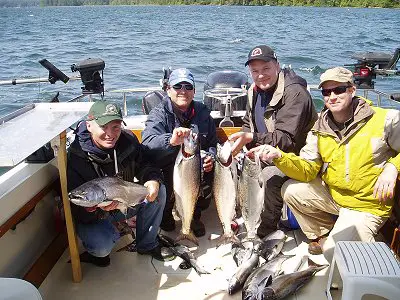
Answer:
[{"left": 1, "top": 0, "right": 399, "bottom": 8}]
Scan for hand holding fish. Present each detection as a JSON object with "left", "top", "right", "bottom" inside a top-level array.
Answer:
[
  {"left": 144, "top": 180, "right": 160, "bottom": 202},
  {"left": 247, "top": 145, "right": 281, "bottom": 164},
  {"left": 170, "top": 127, "right": 192, "bottom": 146},
  {"left": 373, "top": 162, "right": 398, "bottom": 204},
  {"left": 203, "top": 155, "right": 214, "bottom": 172},
  {"left": 228, "top": 132, "right": 254, "bottom": 156}
]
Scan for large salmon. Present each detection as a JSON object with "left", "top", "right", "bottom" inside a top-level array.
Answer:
[
  {"left": 213, "top": 142, "right": 240, "bottom": 246},
  {"left": 68, "top": 176, "right": 148, "bottom": 213},
  {"left": 174, "top": 132, "right": 201, "bottom": 245},
  {"left": 237, "top": 155, "right": 264, "bottom": 240}
]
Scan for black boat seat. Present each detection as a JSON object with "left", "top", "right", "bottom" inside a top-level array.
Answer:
[
  {"left": 351, "top": 48, "right": 400, "bottom": 69},
  {"left": 142, "top": 90, "right": 167, "bottom": 114},
  {"left": 390, "top": 93, "right": 400, "bottom": 103}
]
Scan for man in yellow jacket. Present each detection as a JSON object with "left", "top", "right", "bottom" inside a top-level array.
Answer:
[{"left": 248, "top": 66, "right": 400, "bottom": 260}]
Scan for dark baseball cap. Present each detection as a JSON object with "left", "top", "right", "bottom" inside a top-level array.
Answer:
[
  {"left": 87, "top": 101, "right": 125, "bottom": 126},
  {"left": 245, "top": 45, "right": 278, "bottom": 66}
]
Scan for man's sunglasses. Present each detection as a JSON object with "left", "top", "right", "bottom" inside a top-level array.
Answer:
[
  {"left": 321, "top": 86, "right": 350, "bottom": 97},
  {"left": 172, "top": 83, "right": 194, "bottom": 91}
]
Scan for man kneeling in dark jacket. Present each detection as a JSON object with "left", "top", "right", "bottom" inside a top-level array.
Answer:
[{"left": 67, "top": 101, "right": 175, "bottom": 267}]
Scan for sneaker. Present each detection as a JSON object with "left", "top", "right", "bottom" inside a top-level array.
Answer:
[
  {"left": 78, "top": 251, "right": 110, "bottom": 267},
  {"left": 137, "top": 245, "right": 176, "bottom": 262},
  {"left": 160, "top": 216, "right": 176, "bottom": 232},
  {"left": 191, "top": 219, "right": 205, "bottom": 237}
]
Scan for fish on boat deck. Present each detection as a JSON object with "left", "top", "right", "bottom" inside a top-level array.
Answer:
[
  {"left": 173, "top": 132, "right": 201, "bottom": 245},
  {"left": 68, "top": 176, "right": 148, "bottom": 214},
  {"left": 255, "top": 230, "right": 287, "bottom": 261},
  {"left": 242, "top": 254, "right": 294, "bottom": 300},
  {"left": 261, "top": 258, "right": 328, "bottom": 300},
  {"left": 158, "top": 233, "right": 209, "bottom": 276}
]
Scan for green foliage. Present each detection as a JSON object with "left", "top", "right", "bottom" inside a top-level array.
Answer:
[{"left": 3, "top": 0, "right": 399, "bottom": 7}]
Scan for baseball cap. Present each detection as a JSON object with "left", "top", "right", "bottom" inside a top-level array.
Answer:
[
  {"left": 87, "top": 101, "right": 125, "bottom": 126},
  {"left": 245, "top": 45, "right": 278, "bottom": 66},
  {"left": 169, "top": 68, "right": 195, "bottom": 86},
  {"left": 318, "top": 67, "right": 354, "bottom": 88}
]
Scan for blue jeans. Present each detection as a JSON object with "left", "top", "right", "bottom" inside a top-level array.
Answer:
[{"left": 76, "top": 185, "right": 166, "bottom": 257}]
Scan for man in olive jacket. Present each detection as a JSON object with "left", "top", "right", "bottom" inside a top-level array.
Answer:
[
  {"left": 67, "top": 101, "right": 174, "bottom": 266},
  {"left": 229, "top": 45, "right": 317, "bottom": 237}
]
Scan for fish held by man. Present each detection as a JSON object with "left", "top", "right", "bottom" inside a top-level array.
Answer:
[
  {"left": 260, "top": 258, "right": 328, "bottom": 300},
  {"left": 237, "top": 154, "right": 264, "bottom": 241},
  {"left": 174, "top": 132, "right": 201, "bottom": 245},
  {"left": 68, "top": 176, "right": 149, "bottom": 213},
  {"left": 213, "top": 142, "right": 240, "bottom": 246}
]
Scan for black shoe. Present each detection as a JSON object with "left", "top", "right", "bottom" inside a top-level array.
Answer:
[
  {"left": 191, "top": 219, "right": 205, "bottom": 237},
  {"left": 78, "top": 251, "right": 110, "bottom": 267},
  {"left": 137, "top": 245, "right": 176, "bottom": 262},
  {"left": 160, "top": 216, "right": 176, "bottom": 232}
]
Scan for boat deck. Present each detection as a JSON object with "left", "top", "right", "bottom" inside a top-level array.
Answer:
[{"left": 39, "top": 202, "right": 383, "bottom": 300}]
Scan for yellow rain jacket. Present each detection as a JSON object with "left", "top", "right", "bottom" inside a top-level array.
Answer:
[{"left": 275, "top": 98, "right": 400, "bottom": 218}]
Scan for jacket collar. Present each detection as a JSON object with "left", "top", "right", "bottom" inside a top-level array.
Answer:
[{"left": 313, "top": 97, "right": 375, "bottom": 142}]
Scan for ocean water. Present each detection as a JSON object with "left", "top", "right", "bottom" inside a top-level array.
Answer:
[{"left": 0, "top": 5, "right": 399, "bottom": 118}]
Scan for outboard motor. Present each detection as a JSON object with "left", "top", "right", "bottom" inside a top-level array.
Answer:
[
  {"left": 345, "top": 48, "right": 400, "bottom": 89},
  {"left": 71, "top": 58, "right": 105, "bottom": 95},
  {"left": 203, "top": 71, "right": 248, "bottom": 127}
]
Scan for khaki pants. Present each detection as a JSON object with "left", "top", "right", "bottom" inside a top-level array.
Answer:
[{"left": 281, "top": 177, "right": 387, "bottom": 261}]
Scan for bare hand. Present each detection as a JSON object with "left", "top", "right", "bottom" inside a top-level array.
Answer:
[
  {"left": 247, "top": 145, "right": 281, "bottom": 164},
  {"left": 228, "top": 132, "right": 254, "bottom": 156},
  {"left": 94, "top": 200, "right": 120, "bottom": 212},
  {"left": 170, "top": 127, "right": 191, "bottom": 146},
  {"left": 203, "top": 155, "right": 214, "bottom": 173},
  {"left": 373, "top": 163, "right": 398, "bottom": 204},
  {"left": 144, "top": 180, "right": 160, "bottom": 202}
]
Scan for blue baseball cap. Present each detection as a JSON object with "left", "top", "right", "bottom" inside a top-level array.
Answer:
[{"left": 169, "top": 68, "right": 195, "bottom": 86}]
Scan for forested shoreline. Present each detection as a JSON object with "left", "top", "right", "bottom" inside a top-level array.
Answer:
[{"left": 1, "top": 0, "right": 399, "bottom": 8}]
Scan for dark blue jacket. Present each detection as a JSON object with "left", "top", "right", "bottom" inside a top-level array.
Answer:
[{"left": 141, "top": 97, "right": 217, "bottom": 170}]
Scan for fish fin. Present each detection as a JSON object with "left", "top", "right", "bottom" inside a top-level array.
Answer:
[
  {"left": 259, "top": 275, "right": 273, "bottom": 288},
  {"left": 308, "top": 257, "right": 329, "bottom": 271},
  {"left": 176, "top": 231, "right": 199, "bottom": 246}
]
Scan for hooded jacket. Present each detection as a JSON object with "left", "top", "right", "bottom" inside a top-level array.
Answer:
[
  {"left": 67, "top": 122, "right": 163, "bottom": 224},
  {"left": 274, "top": 97, "right": 400, "bottom": 217},
  {"left": 243, "top": 68, "right": 317, "bottom": 154},
  {"left": 141, "top": 97, "right": 217, "bottom": 170}
]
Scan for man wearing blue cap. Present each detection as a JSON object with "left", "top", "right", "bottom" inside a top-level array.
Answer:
[
  {"left": 142, "top": 68, "right": 217, "bottom": 237},
  {"left": 67, "top": 100, "right": 175, "bottom": 266}
]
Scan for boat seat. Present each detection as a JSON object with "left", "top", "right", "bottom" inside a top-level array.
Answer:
[
  {"left": 0, "top": 278, "right": 43, "bottom": 299},
  {"left": 326, "top": 241, "right": 400, "bottom": 300},
  {"left": 142, "top": 90, "right": 166, "bottom": 114},
  {"left": 390, "top": 93, "right": 400, "bottom": 102}
]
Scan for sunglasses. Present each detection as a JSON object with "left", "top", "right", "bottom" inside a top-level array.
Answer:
[
  {"left": 172, "top": 83, "right": 194, "bottom": 91},
  {"left": 321, "top": 86, "right": 350, "bottom": 97}
]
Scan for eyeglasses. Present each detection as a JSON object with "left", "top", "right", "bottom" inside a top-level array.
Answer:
[
  {"left": 172, "top": 83, "right": 194, "bottom": 91},
  {"left": 321, "top": 86, "right": 350, "bottom": 97}
]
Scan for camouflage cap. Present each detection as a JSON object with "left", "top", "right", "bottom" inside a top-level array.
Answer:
[
  {"left": 319, "top": 67, "right": 354, "bottom": 88},
  {"left": 87, "top": 101, "right": 124, "bottom": 126}
]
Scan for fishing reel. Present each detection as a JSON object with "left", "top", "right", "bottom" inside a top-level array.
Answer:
[{"left": 71, "top": 58, "right": 105, "bottom": 95}]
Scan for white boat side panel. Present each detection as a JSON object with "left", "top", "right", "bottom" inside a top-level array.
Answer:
[
  {"left": 123, "top": 115, "right": 148, "bottom": 130},
  {"left": 0, "top": 193, "right": 57, "bottom": 277},
  {"left": 0, "top": 102, "right": 92, "bottom": 166},
  {"left": 0, "top": 161, "right": 59, "bottom": 226}
]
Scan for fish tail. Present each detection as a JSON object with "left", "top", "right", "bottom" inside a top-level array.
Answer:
[
  {"left": 176, "top": 231, "right": 199, "bottom": 246},
  {"left": 308, "top": 257, "right": 329, "bottom": 271},
  {"left": 216, "top": 233, "right": 240, "bottom": 247}
]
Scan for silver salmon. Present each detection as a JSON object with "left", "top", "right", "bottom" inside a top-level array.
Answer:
[
  {"left": 213, "top": 142, "right": 240, "bottom": 246},
  {"left": 242, "top": 254, "right": 293, "bottom": 300},
  {"left": 174, "top": 132, "right": 201, "bottom": 245},
  {"left": 256, "top": 230, "right": 287, "bottom": 261},
  {"left": 238, "top": 155, "right": 264, "bottom": 240},
  {"left": 68, "top": 176, "right": 148, "bottom": 212},
  {"left": 261, "top": 258, "right": 328, "bottom": 300}
]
